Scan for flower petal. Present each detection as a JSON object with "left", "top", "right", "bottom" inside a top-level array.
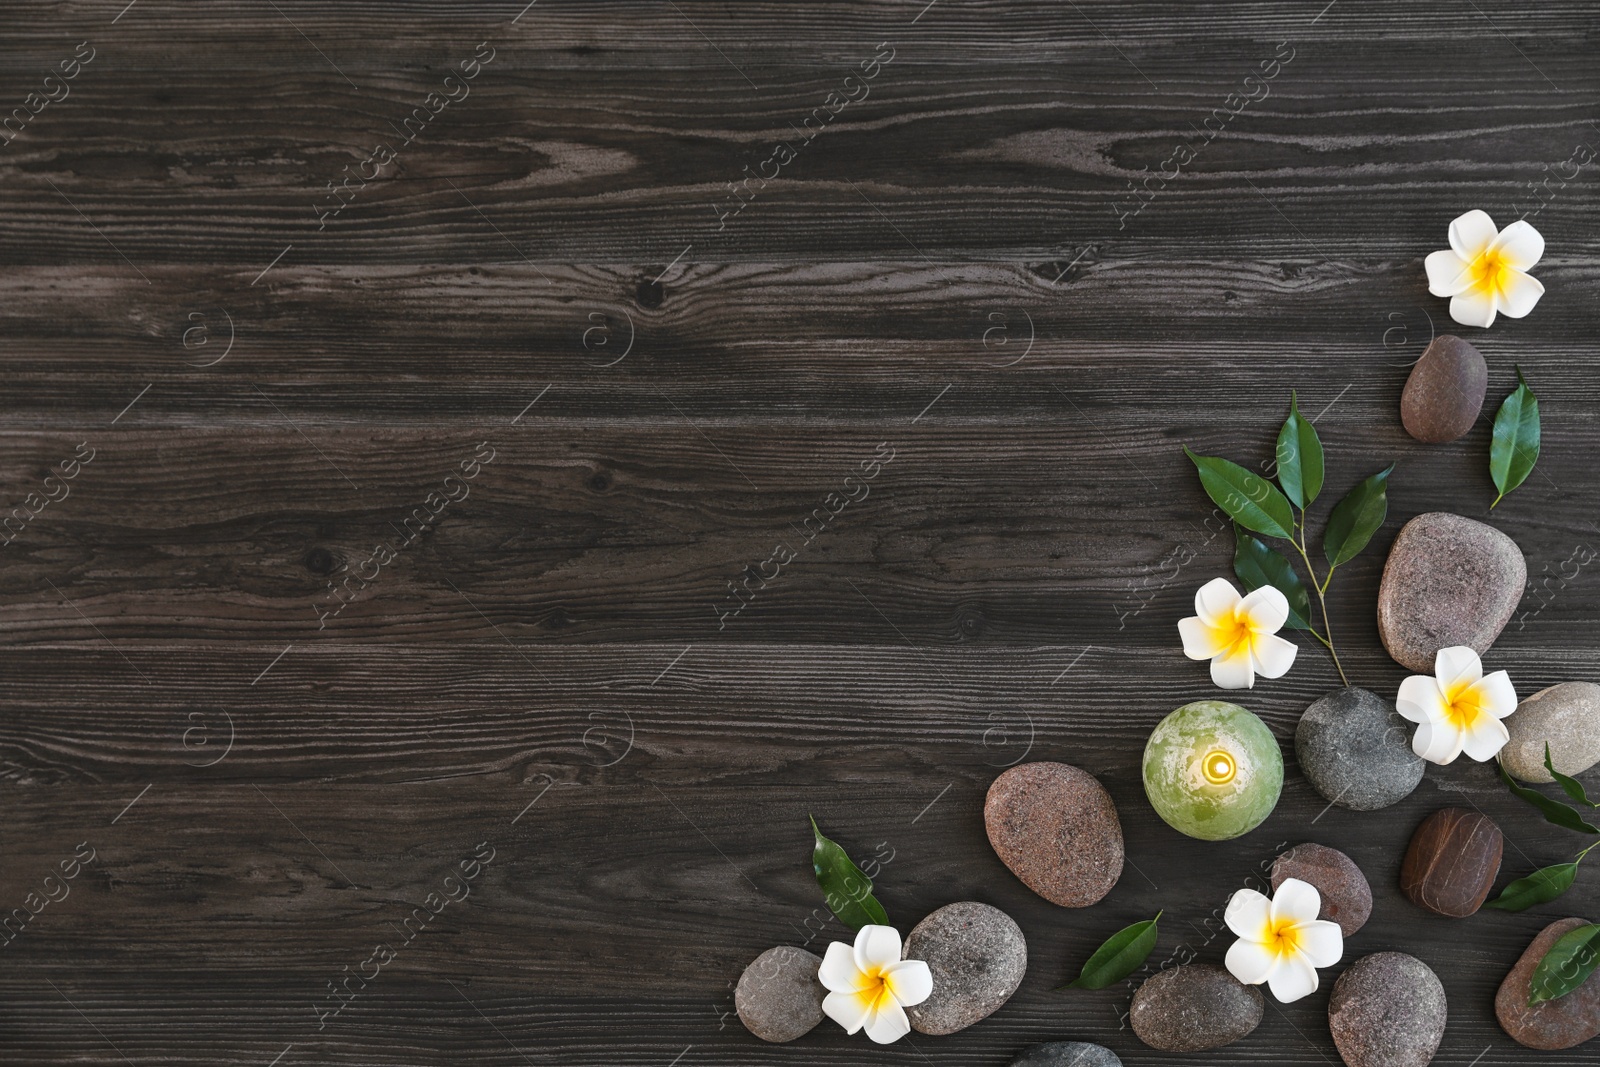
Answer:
[
  {"left": 822, "top": 989, "right": 871, "bottom": 1034},
  {"left": 1461, "top": 713, "right": 1510, "bottom": 762},
  {"left": 1271, "top": 878, "right": 1322, "bottom": 927},
  {"left": 1225, "top": 937, "right": 1276, "bottom": 986},
  {"left": 862, "top": 998, "right": 911, "bottom": 1044},
  {"left": 1497, "top": 268, "right": 1544, "bottom": 319},
  {"left": 1425, "top": 249, "right": 1474, "bottom": 296},
  {"left": 1295, "top": 919, "right": 1344, "bottom": 969},
  {"left": 1435, "top": 646, "right": 1483, "bottom": 692},
  {"left": 1180, "top": 616, "right": 1230, "bottom": 660},
  {"left": 1449, "top": 209, "right": 1500, "bottom": 260},
  {"left": 1195, "top": 577, "right": 1241, "bottom": 627},
  {"left": 882, "top": 960, "right": 932, "bottom": 1008},
  {"left": 819, "top": 941, "right": 871, "bottom": 993},
  {"left": 1412, "top": 720, "right": 1464, "bottom": 765},
  {"left": 1224, "top": 888, "right": 1272, "bottom": 941},
  {"left": 1251, "top": 632, "right": 1298, "bottom": 680},
  {"left": 1449, "top": 288, "right": 1498, "bottom": 329},
  {"left": 853, "top": 925, "right": 902, "bottom": 975},
  {"left": 1210, "top": 645, "right": 1256, "bottom": 690},
  {"left": 1490, "top": 219, "right": 1545, "bottom": 270},
  {"left": 1397, "top": 674, "right": 1448, "bottom": 723},
  {"left": 1238, "top": 585, "right": 1290, "bottom": 634},
  {"left": 1471, "top": 670, "right": 1518, "bottom": 718},
  {"left": 1266, "top": 953, "right": 1320, "bottom": 1004}
]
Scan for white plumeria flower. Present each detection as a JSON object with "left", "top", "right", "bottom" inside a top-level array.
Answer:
[
  {"left": 1224, "top": 877, "right": 1343, "bottom": 1004},
  {"left": 817, "top": 925, "right": 933, "bottom": 1045},
  {"left": 1424, "top": 209, "right": 1545, "bottom": 328},
  {"left": 1178, "top": 577, "right": 1298, "bottom": 690},
  {"left": 1396, "top": 645, "right": 1518, "bottom": 765}
]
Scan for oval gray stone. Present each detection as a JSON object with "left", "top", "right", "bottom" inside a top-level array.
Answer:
[
  {"left": 1401, "top": 334, "right": 1488, "bottom": 443},
  {"left": 903, "top": 901, "right": 1027, "bottom": 1035},
  {"left": 1501, "top": 681, "right": 1600, "bottom": 783},
  {"left": 1377, "top": 512, "right": 1526, "bottom": 672},
  {"left": 1329, "top": 952, "right": 1447, "bottom": 1067},
  {"left": 734, "top": 946, "right": 824, "bottom": 1043},
  {"left": 1297, "top": 687, "right": 1424, "bottom": 811},
  {"left": 1010, "top": 1041, "right": 1123, "bottom": 1067},
  {"left": 1130, "top": 964, "right": 1264, "bottom": 1052}
]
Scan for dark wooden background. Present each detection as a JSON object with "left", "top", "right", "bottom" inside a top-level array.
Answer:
[{"left": 2, "top": 1, "right": 1597, "bottom": 1064}]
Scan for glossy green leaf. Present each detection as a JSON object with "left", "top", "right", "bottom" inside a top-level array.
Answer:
[
  {"left": 1183, "top": 447, "right": 1294, "bottom": 540},
  {"left": 1484, "top": 863, "right": 1581, "bottom": 912},
  {"left": 1499, "top": 761, "right": 1600, "bottom": 836},
  {"left": 1274, "top": 392, "right": 1325, "bottom": 509},
  {"left": 1490, "top": 369, "right": 1540, "bottom": 509},
  {"left": 1529, "top": 923, "right": 1600, "bottom": 1004},
  {"left": 1546, "top": 743, "right": 1599, "bottom": 808},
  {"left": 1233, "top": 526, "right": 1312, "bottom": 630},
  {"left": 810, "top": 816, "right": 888, "bottom": 931},
  {"left": 1057, "top": 912, "right": 1162, "bottom": 991},
  {"left": 1323, "top": 465, "right": 1393, "bottom": 568}
]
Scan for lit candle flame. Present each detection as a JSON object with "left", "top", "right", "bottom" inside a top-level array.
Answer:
[{"left": 1201, "top": 749, "right": 1237, "bottom": 785}]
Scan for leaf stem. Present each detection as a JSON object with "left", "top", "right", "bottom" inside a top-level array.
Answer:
[{"left": 1293, "top": 511, "right": 1349, "bottom": 687}]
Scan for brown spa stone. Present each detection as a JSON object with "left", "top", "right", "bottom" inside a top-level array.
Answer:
[
  {"left": 1400, "top": 807, "right": 1502, "bottom": 918},
  {"left": 1400, "top": 334, "right": 1488, "bottom": 443},
  {"left": 984, "top": 762, "right": 1123, "bottom": 907}
]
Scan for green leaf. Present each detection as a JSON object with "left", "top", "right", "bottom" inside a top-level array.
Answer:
[
  {"left": 1323, "top": 465, "right": 1393, "bottom": 568},
  {"left": 1057, "top": 912, "right": 1162, "bottom": 991},
  {"left": 1233, "top": 526, "right": 1313, "bottom": 630},
  {"left": 1484, "top": 862, "right": 1581, "bottom": 912},
  {"left": 1183, "top": 447, "right": 1294, "bottom": 540},
  {"left": 1546, "top": 743, "right": 1599, "bottom": 808},
  {"left": 1499, "top": 761, "right": 1600, "bottom": 836},
  {"left": 1274, "top": 392, "right": 1325, "bottom": 509},
  {"left": 1490, "top": 369, "right": 1540, "bottom": 509},
  {"left": 810, "top": 816, "right": 889, "bottom": 931},
  {"left": 1529, "top": 923, "right": 1600, "bottom": 1004}
]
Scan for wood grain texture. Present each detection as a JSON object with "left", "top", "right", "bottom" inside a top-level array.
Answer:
[{"left": 2, "top": 1, "right": 1599, "bottom": 1064}]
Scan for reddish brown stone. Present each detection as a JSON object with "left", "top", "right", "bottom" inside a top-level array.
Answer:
[
  {"left": 1495, "top": 917, "right": 1600, "bottom": 1050},
  {"left": 1272, "top": 843, "right": 1373, "bottom": 937},
  {"left": 1401, "top": 333, "right": 1488, "bottom": 443},
  {"left": 1400, "top": 807, "right": 1502, "bottom": 917},
  {"left": 984, "top": 762, "right": 1122, "bottom": 907}
]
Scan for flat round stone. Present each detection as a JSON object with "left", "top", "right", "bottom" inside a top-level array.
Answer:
[
  {"left": 903, "top": 901, "right": 1027, "bottom": 1036},
  {"left": 1400, "top": 334, "right": 1488, "bottom": 443},
  {"left": 1272, "top": 843, "right": 1373, "bottom": 937},
  {"left": 1129, "top": 964, "right": 1264, "bottom": 1052},
  {"left": 1296, "top": 687, "right": 1424, "bottom": 811},
  {"left": 734, "top": 946, "right": 824, "bottom": 1043},
  {"left": 1009, "top": 1041, "right": 1123, "bottom": 1066},
  {"left": 1400, "top": 807, "right": 1502, "bottom": 918},
  {"left": 1377, "top": 512, "right": 1526, "bottom": 672},
  {"left": 1495, "top": 917, "right": 1600, "bottom": 1050},
  {"left": 985, "top": 762, "right": 1123, "bottom": 907},
  {"left": 1502, "top": 681, "right": 1600, "bottom": 783},
  {"left": 1329, "top": 952, "right": 1447, "bottom": 1067}
]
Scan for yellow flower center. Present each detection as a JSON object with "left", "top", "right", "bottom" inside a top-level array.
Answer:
[
  {"left": 852, "top": 969, "right": 895, "bottom": 1014},
  {"left": 1468, "top": 248, "right": 1513, "bottom": 296},
  {"left": 1217, "top": 610, "right": 1255, "bottom": 657},
  {"left": 1264, "top": 916, "right": 1303, "bottom": 959},
  {"left": 1201, "top": 749, "right": 1237, "bottom": 785},
  {"left": 1442, "top": 677, "right": 1486, "bottom": 731}
]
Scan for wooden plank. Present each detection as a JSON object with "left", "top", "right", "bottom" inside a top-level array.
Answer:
[{"left": 4, "top": 0, "right": 1600, "bottom": 1062}]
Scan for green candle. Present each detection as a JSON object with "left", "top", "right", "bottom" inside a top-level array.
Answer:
[{"left": 1143, "top": 700, "right": 1283, "bottom": 841}]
